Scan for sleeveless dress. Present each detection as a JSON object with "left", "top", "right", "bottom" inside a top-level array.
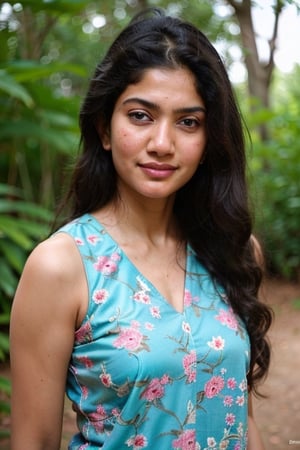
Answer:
[{"left": 58, "top": 214, "right": 250, "bottom": 450}]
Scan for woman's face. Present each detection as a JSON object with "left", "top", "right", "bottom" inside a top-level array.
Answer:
[{"left": 100, "top": 67, "right": 207, "bottom": 203}]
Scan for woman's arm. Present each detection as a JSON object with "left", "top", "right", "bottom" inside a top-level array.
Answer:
[
  {"left": 10, "top": 234, "right": 87, "bottom": 450},
  {"left": 250, "top": 234, "right": 265, "bottom": 270},
  {"left": 247, "top": 394, "right": 266, "bottom": 450},
  {"left": 247, "top": 236, "right": 267, "bottom": 449}
]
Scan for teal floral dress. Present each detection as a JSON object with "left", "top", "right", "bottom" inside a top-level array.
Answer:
[{"left": 58, "top": 214, "right": 250, "bottom": 450}]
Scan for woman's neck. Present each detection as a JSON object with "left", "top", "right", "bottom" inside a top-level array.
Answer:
[{"left": 93, "top": 194, "right": 180, "bottom": 247}]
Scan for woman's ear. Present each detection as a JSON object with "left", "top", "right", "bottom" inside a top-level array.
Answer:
[
  {"left": 96, "top": 122, "right": 111, "bottom": 150},
  {"left": 102, "top": 132, "right": 111, "bottom": 151}
]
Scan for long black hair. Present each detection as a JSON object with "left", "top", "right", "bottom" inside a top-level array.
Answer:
[{"left": 61, "top": 8, "right": 272, "bottom": 394}]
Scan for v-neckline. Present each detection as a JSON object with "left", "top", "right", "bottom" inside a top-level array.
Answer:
[{"left": 85, "top": 213, "right": 188, "bottom": 315}]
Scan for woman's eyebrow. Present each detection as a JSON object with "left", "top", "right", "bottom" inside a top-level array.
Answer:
[
  {"left": 122, "top": 97, "right": 206, "bottom": 113},
  {"left": 122, "top": 97, "right": 161, "bottom": 111},
  {"left": 175, "top": 106, "right": 206, "bottom": 114}
]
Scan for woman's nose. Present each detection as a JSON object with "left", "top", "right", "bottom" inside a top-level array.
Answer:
[{"left": 147, "top": 120, "right": 174, "bottom": 155}]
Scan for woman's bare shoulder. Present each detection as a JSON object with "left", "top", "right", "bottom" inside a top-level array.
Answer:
[
  {"left": 13, "top": 231, "right": 87, "bottom": 327},
  {"left": 25, "top": 232, "right": 82, "bottom": 280}
]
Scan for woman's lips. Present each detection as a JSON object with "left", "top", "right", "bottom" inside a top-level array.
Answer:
[{"left": 138, "top": 162, "right": 176, "bottom": 178}]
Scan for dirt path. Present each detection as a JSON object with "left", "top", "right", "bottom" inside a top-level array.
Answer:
[
  {"left": 1, "top": 278, "right": 300, "bottom": 450},
  {"left": 253, "top": 279, "right": 300, "bottom": 450}
]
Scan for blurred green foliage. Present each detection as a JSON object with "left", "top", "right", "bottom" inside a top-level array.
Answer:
[{"left": 246, "top": 68, "right": 300, "bottom": 279}]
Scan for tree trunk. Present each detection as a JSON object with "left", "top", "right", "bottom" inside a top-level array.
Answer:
[{"left": 226, "top": 0, "right": 284, "bottom": 139}]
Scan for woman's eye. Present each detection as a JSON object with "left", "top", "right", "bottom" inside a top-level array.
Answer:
[
  {"left": 128, "top": 111, "right": 150, "bottom": 122},
  {"left": 180, "top": 118, "right": 200, "bottom": 128}
]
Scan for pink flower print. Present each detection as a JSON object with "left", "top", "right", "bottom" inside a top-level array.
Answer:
[
  {"left": 183, "top": 289, "right": 199, "bottom": 316},
  {"left": 183, "top": 350, "right": 197, "bottom": 383},
  {"left": 126, "top": 434, "right": 148, "bottom": 449},
  {"left": 95, "top": 405, "right": 106, "bottom": 418},
  {"left": 172, "top": 429, "right": 196, "bottom": 450},
  {"left": 77, "top": 356, "right": 93, "bottom": 369},
  {"left": 187, "top": 371, "right": 196, "bottom": 383},
  {"left": 184, "top": 290, "right": 193, "bottom": 307},
  {"left": 133, "top": 291, "right": 151, "bottom": 304},
  {"left": 160, "top": 374, "right": 171, "bottom": 385},
  {"left": 183, "top": 351, "right": 196, "bottom": 371},
  {"left": 82, "top": 386, "right": 88, "bottom": 399},
  {"left": 110, "top": 252, "right": 121, "bottom": 261},
  {"left": 89, "top": 404, "right": 107, "bottom": 433},
  {"left": 207, "top": 437, "right": 217, "bottom": 448},
  {"left": 227, "top": 377, "right": 237, "bottom": 390},
  {"left": 215, "top": 308, "right": 238, "bottom": 331},
  {"left": 78, "top": 444, "right": 88, "bottom": 450},
  {"left": 207, "top": 335, "right": 225, "bottom": 351},
  {"left": 150, "top": 305, "right": 161, "bottom": 319},
  {"left": 141, "top": 378, "right": 165, "bottom": 402},
  {"left": 113, "top": 326, "right": 143, "bottom": 352},
  {"left": 223, "top": 395, "right": 234, "bottom": 407},
  {"left": 94, "top": 255, "right": 118, "bottom": 275},
  {"left": 75, "top": 320, "right": 92, "bottom": 344},
  {"left": 87, "top": 234, "right": 100, "bottom": 245},
  {"left": 133, "top": 277, "right": 151, "bottom": 305},
  {"left": 236, "top": 395, "right": 245, "bottom": 406},
  {"left": 92, "top": 289, "right": 109, "bottom": 304},
  {"left": 239, "top": 380, "right": 247, "bottom": 392},
  {"left": 234, "top": 444, "right": 241, "bottom": 450},
  {"left": 131, "top": 320, "right": 140, "bottom": 329},
  {"left": 100, "top": 372, "right": 112, "bottom": 388},
  {"left": 204, "top": 375, "right": 225, "bottom": 399},
  {"left": 112, "top": 408, "right": 120, "bottom": 417},
  {"left": 75, "top": 237, "right": 84, "bottom": 245},
  {"left": 225, "top": 412, "right": 236, "bottom": 426},
  {"left": 144, "top": 322, "right": 154, "bottom": 331},
  {"left": 182, "top": 321, "right": 191, "bottom": 333},
  {"left": 93, "top": 422, "right": 104, "bottom": 434}
]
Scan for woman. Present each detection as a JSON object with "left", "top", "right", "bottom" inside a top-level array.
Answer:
[{"left": 10, "top": 8, "right": 272, "bottom": 450}]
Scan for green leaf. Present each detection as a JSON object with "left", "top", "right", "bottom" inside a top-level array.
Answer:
[
  {"left": 0, "top": 120, "right": 77, "bottom": 154},
  {"left": 0, "top": 240, "right": 26, "bottom": 273},
  {"left": 0, "top": 258, "right": 18, "bottom": 297},
  {"left": 12, "top": 218, "right": 50, "bottom": 239},
  {"left": 20, "top": 0, "right": 89, "bottom": 14},
  {"left": 0, "top": 313, "right": 10, "bottom": 326},
  {"left": 288, "top": 197, "right": 300, "bottom": 209},
  {"left": 0, "top": 71, "right": 34, "bottom": 107},
  {"left": 38, "top": 109, "right": 77, "bottom": 128},
  {"left": 5, "top": 60, "right": 87, "bottom": 82},
  {"left": 0, "top": 217, "right": 33, "bottom": 249},
  {"left": 0, "top": 184, "right": 23, "bottom": 197},
  {"left": 0, "top": 332, "right": 10, "bottom": 359},
  {"left": 0, "top": 199, "right": 53, "bottom": 221},
  {"left": 0, "top": 376, "right": 11, "bottom": 395}
]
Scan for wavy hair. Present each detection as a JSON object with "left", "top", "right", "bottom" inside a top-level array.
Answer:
[{"left": 61, "top": 8, "right": 272, "bottom": 394}]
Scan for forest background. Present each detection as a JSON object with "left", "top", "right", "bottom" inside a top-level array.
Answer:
[{"left": 0, "top": 0, "right": 300, "bottom": 444}]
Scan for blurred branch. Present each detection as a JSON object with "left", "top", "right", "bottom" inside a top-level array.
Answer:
[{"left": 19, "top": 7, "right": 58, "bottom": 60}]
